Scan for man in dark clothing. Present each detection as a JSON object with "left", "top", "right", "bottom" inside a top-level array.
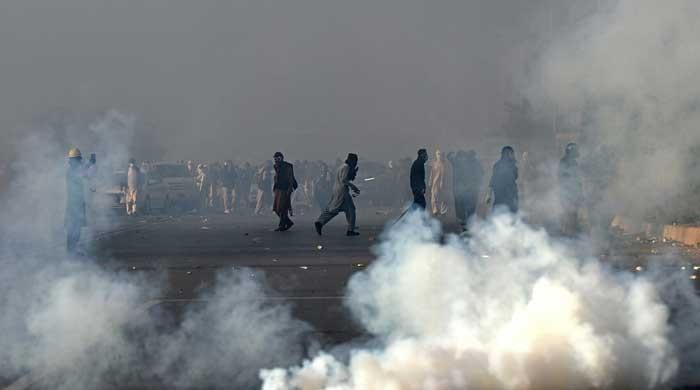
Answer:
[
  {"left": 559, "top": 143, "right": 583, "bottom": 236},
  {"left": 273, "top": 152, "right": 298, "bottom": 231},
  {"left": 410, "top": 149, "right": 429, "bottom": 210},
  {"left": 220, "top": 160, "right": 237, "bottom": 214},
  {"left": 448, "top": 150, "right": 484, "bottom": 229},
  {"left": 489, "top": 146, "right": 519, "bottom": 213},
  {"left": 65, "top": 147, "right": 96, "bottom": 254}
]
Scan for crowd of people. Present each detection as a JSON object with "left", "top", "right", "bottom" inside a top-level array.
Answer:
[{"left": 65, "top": 144, "right": 588, "bottom": 253}]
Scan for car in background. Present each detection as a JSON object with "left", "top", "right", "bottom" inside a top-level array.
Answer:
[{"left": 144, "top": 162, "right": 196, "bottom": 213}]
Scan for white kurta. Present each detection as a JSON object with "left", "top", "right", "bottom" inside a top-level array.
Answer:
[{"left": 325, "top": 163, "right": 353, "bottom": 212}]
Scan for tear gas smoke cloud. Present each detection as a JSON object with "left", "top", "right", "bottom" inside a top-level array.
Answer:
[
  {"left": 152, "top": 270, "right": 309, "bottom": 388},
  {"left": 531, "top": 0, "right": 700, "bottom": 222},
  {"left": 261, "top": 212, "right": 694, "bottom": 389},
  {"left": 0, "top": 258, "right": 153, "bottom": 389},
  {"left": 0, "top": 113, "right": 309, "bottom": 389}
]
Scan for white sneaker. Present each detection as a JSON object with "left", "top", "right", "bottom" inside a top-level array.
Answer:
[{"left": 224, "top": 209, "right": 230, "bottom": 214}]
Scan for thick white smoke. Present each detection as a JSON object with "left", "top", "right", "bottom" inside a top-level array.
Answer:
[
  {"left": 152, "top": 270, "right": 310, "bottom": 389},
  {"left": 533, "top": 0, "right": 700, "bottom": 222},
  {"left": 0, "top": 112, "right": 309, "bottom": 389},
  {"left": 261, "top": 212, "right": 685, "bottom": 389}
]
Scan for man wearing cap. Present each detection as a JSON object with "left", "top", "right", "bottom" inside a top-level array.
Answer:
[
  {"left": 272, "top": 152, "right": 298, "bottom": 231},
  {"left": 315, "top": 153, "right": 361, "bottom": 236},
  {"left": 65, "top": 147, "right": 96, "bottom": 254}
]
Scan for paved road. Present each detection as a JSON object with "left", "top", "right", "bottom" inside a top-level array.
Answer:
[
  {"left": 91, "top": 209, "right": 409, "bottom": 342},
  {"left": 7, "top": 209, "right": 700, "bottom": 389}
]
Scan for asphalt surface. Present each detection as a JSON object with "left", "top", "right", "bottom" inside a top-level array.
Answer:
[
  {"left": 7, "top": 208, "right": 700, "bottom": 389},
  {"left": 91, "top": 208, "right": 405, "bottom": 342}
]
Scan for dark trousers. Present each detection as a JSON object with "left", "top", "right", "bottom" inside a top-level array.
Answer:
[
  {"left": 278, "top": 211, "right": 293, "bottom": 228},
  {"left": 493, "top": 194, "right": 518, "bottom": 213},
  {"left": 454, "top": 192, "right": 477, "bottom": 226},
  {"left": 412, "top": 190, "right": 426, "bottom": 210}
]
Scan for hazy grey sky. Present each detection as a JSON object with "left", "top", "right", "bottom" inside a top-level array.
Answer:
[{"left": 0, "top": 0, "right": 577, "bottom": 161}]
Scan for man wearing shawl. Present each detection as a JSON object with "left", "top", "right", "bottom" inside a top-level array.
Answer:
[{"left": 314, "top": 153, "right": 360, "bottom": 236}]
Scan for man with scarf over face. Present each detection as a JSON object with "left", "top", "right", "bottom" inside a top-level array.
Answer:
[
  {"left": 272, "top": 152, "right": 298, "bottom": 231},
  {"left": 314, "top": 153, "right": 361, "bottom": 236}
]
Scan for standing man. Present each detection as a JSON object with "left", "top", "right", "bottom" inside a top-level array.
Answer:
[
  {"left": 65, "top": 147, "right": 96, "bottom": 254},
  {"left": 429, "top": 149, "right": 448, "bottom": 216},
  {"left": 195, "top": 164, "right": 209, "bottom": 212},
  {"left": 315, "top": 153, "right": 361, "bottom": 236},
  {"left": 559, "top": 143, "right": 583, "bottom": 236},
  {"left": 220, "top": 160, "right": 237, "bottom": 214},
  {"left": 410, "top": 149, "right": 429, "bottom": 210},
  {"left": 272, "top": 152, "right": 298, "bottom": 231},
  {"left": 126, "top": 158, "right": 144, "bottom": 216},
  {"left": 448, "top": 150, "right": 484, "bottom": 230},
  {"left": 255, "top": 161, "right": 273, "bottom": 216},
  {"left": 489, "top": 146, "right": 519, "bottom": 213}
]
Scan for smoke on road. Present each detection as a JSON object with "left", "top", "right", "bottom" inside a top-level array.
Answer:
[
  {"left": 261, "top": 211, "right": 695, "bottom": 389},
  {"left": 0, "top": 113, "right": 309, "bottom": 389}
]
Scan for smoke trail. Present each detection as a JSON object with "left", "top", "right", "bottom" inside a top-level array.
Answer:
[{"left": 261, "top": 211, "right": 687, "bottom": 389}]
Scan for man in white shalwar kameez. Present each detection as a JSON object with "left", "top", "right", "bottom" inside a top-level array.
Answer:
[{"left": 314, "top": 153, "right": 360, "bottom": 236}]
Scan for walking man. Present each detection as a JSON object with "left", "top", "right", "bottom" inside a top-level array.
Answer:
[
  {"left": 410, "top": 149, "right": 429, "bottom": 210},
  {"left": 315, "top": 153, "right": 361, "bottom": 236},
  {"left": 272, "top": 152, "right": 298, "bottom": 231}
]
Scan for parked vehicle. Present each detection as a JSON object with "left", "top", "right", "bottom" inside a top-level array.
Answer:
[{"left": 144, "top": 163, "right": 197, "bottom": 213}]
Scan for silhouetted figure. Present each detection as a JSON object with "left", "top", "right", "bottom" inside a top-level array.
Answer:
[
  {"left": 273, "top": 152, "right": 298, "bottom": 231},
  {"left": 410, "top": 149, "right": 429, "bottom": 210},
  {"left": 448, "top": 150, "right": 483, "bottom": 229},
  {"left": 489, "top": 146, "right": 518, "bottom": 213}
]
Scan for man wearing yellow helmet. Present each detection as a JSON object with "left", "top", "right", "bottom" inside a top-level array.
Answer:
[{"left": 64, "top": 147, "right": 96, "bottom": 254}]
